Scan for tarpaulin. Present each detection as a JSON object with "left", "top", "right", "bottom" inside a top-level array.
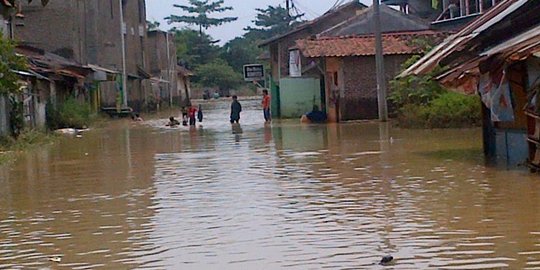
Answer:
[{"left": 479, "top": 70, "right": 515, "bottom": 122}]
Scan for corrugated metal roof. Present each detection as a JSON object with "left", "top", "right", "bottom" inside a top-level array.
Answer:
[
  {"left": 399, "top": 0, "right": 528, "bottom": 77},
  {"left": 296, "top": 31, "right": 444, "bottom": 58}
]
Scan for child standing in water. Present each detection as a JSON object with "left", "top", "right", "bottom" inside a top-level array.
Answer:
[
  {"left": 262, "top": 89, "right": 271, "bottom": 122},
  {"left": 181, "top": 107, "right": 188, "bottom": 126},
  {"left": 188, "top": 105, "right": 197, "bottom": 126},
  {"left": 197, "top": 104, "right": 204, "bottom": 122},
  {"left": 230, "top": 95, "right": 242, "bottom": 124}
]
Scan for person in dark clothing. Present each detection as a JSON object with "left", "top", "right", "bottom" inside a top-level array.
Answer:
[
  {"left": 197, "top": 104, "right": 203, "bottom": 122},
  {"left": 166, "top": 116, "right": 180, "bottom": 127},
  {"left": 302, "top": 105, "right": 327, "bottom": 123},
  {"left": 230, "top": 95, "right": 242, "bottom": 124},
  {"left": 181, "top": 107, "right": 188, "bottom": 126}
]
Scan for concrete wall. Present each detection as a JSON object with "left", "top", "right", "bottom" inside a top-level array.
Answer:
[
  {"left": 279, "top": 77, "right": 321, "bottom": 118},
  {"left": 341, "top": 54, "right": 411, "bottom": 120}
]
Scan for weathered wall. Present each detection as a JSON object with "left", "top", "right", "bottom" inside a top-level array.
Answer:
[
  {"left": 15, "top": 1, "right": 77, "bottom": 58},
  {"left": 279, "top": 77, "right": 321, "bottom": 118},
  {"left": 341, "top": 54, "right": 411, "bottom": 120}
]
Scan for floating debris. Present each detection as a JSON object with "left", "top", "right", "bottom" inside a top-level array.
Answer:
[
  {"left": 49, "top": 256, "right": 62, "bottom": 263},
  {"left": 380, "top": 255, "right": 393, "bottom": 265}
]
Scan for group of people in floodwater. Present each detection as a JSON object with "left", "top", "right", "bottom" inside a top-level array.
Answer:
[
  {"left": 152, "top": 89, "right": 327, "bottom": 128},
  {"left": 166, "top": 104, "right": 203, "bottom": 127}
]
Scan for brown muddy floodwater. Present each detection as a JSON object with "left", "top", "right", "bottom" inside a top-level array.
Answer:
[{"left": 1, "top": 99, "right": 540, "bottom": 270}]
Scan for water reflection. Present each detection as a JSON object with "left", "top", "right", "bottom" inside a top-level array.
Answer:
[{"left": 0, "top": 99, "right": 539, "bottom": 269}]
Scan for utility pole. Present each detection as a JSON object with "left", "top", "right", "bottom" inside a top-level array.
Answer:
[
  {"left": 373, "top": 0, "right": 388, "bottom": 122},
  {"left": 119, "top": 0, "right": 128, "bottom": 108},
  {"left": 165, "top": 32, "right": 173, "bottom": 107},
  {"left": 286, "top": 0, "right": 291, "bottom": 18}
]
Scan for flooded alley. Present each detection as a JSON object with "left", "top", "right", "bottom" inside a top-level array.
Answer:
[{"left": 1, "top": 99, "right": 540, "bottom": 269}]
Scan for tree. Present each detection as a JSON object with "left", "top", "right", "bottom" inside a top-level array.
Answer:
[
  {"left": 244, "top": 5, "right": 304, "bottom": 40},
  {"left": 221, "top": 37, "right": 262, "bottom": 73},
  {"left": 195, "top": 59, "right": 242, "bottom": 92},
  {"left": 173, "top": 27, "right": 220, "bottom": 68},
  {"left": 166, "top": 0, "right": 238, "bottom": 35},
  {"left": 0, "top": 34, "right": 27, "bottom": 95},
  {"left": 147, "top": 20, "right": 161, "bottom": 31}
]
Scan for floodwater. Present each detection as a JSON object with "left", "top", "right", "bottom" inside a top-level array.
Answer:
[{"left": 1, "top": 99, "right": 540, "bottom": 270}]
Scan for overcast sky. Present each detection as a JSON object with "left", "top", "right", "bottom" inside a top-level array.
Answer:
[{"left": 146, "top": 0, "right": 371, "bottom": 44}]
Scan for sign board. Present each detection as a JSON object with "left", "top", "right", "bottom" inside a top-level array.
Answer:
[
  {"left": 289, "top": 49, "right": 302, "bottom": 77},
  {"left": 243, "top": 64, "right": 265, "bottom": 81}
]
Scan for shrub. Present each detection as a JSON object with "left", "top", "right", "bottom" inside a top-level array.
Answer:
[
  {"left": 396, "top": 92, "right": 481, "bottom": 128},
  {"left": 47, "top": 98, "right": 92, "bottom": 129}
]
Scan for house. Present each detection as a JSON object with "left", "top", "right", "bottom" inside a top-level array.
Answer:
[
  {"left": 14, "top": 0, "right": 152, "bottom": 112},
  {"left": 295, "top": 4, "right": 448, "bottom": 121},
  {"left": 296, "top": 30, "right": 446, "bottom": 121},
  {"left": 262, "top": 1, "right": 447, "bottom": 120},
  {"left": 259, "top": 0, "right": 367, "bottom": 118},
  {"left": 146, "top": 30, "right": 192, "bottom": 110},
  {"left": 15, "top": 45, "right": 94, "bottom": 130},
  {"left": 400, "top": 0, "right": 540, "bottom": 169}
]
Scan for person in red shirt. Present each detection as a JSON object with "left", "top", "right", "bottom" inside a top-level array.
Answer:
[
  {"left": 188, "top": 105, "right": 197, "bottom": 126},
  {"left": 262, "top": 89, "right": 271, "bottom": 122}
]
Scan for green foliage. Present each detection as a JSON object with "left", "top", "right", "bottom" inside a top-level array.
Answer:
[
  {"left": 46, "top": 98, "right": 92, "bottom": 129},
  {"left": 195, "top": 59, "right": 242, "bottom": 91},
  {"left": 8, "top": 97, "right": 23, "bottom": 137},
  {"left": 390, "top": 55, "right": 481, "bottom": 128},
  {"left": 0, "top": 129, "right": 57, "bottom": 166},
  {"left": 0, "top": 34, "right": 27, "bottom": 95},
  {"left": 397, "top": 93, "right": 481, "bottom": 128},
  {"left": 221, "top": 36, "right": 262, "bottom": 73},
  {"left": 244, "top": 5, "right": 304, "bottom": 40},
  {"left": 173, "top": 28, "right": 220, "bottom": 68},
  {"left": 389, "top": 71, "right": 446, "bottom": 109},
  {"left": 147, "top": 20, "right": 161, "bottom": 31},
  {"left": 166, "top": 0, "right": 238, "bottom": 34},
  {"left": 170, "top": 3, "right": 304, "bottom": 90}
]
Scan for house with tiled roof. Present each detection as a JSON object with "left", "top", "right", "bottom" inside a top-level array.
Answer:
[
  {"left": 294, "top": 4, "right": 448, "bottom": 121},
  {"left": 259, "top": 0, "right": 367, "bottom": 118}
]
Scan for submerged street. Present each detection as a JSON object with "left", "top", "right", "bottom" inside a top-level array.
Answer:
[{"left": 1, "top": 99, "right": 540, "bottom": 269}]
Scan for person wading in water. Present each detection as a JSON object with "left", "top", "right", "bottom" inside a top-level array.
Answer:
[{"left": 230, "top": 95, "right": 242, "bottom": 124}]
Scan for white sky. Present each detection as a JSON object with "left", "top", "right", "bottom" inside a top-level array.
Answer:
[{"left": 146, "top": 0, "right": 371, "bottom": 44}]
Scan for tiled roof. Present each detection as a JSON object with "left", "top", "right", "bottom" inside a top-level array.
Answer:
[{"left": 296, "top": 31, "right": 445, "bottom": 58}]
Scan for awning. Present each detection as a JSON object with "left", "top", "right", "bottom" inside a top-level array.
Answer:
[
  {"left": 86, "top": 64, "right": 119, "bottom": 74},
  {"left": 12, "top": 69, "right": 50, "bottom": 81},
  {"left": 150, "top": 77, "right": 170, "bottom": 84}
]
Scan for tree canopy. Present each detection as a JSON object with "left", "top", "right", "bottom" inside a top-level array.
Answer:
[
  {"left": 171, "top": 3, "right": 305, "bottom": 92},
  {"left": 166, "top": 0, "right": 238, "bottom": 34},
  {"left": 244, "top": 5, "right": 304, "bottom": 40}
]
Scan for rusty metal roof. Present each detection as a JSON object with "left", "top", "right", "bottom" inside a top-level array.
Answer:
[
  {"left": 399, "top": 0, "right": 532, "bottom": 77},
  {"left": 296, "top": 31, "right": 445, "bottom": 58}
]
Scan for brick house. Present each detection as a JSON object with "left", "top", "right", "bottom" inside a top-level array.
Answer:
[
  {"left": 296, "top": 31, "right": 444, "bottom": 121},
  {"left": 259, "top": 1, "right": 367, "bottom": 117},
  {"left": 292, "top": 4, "right": 446, "bottom": 121},
  {"left": 14, "top": 0, "right": 152, "bottom": 112}
]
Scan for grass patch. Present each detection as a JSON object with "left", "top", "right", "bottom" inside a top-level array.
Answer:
[{"left": 0, "top": 130, "right": 58, "bottom": 166}]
